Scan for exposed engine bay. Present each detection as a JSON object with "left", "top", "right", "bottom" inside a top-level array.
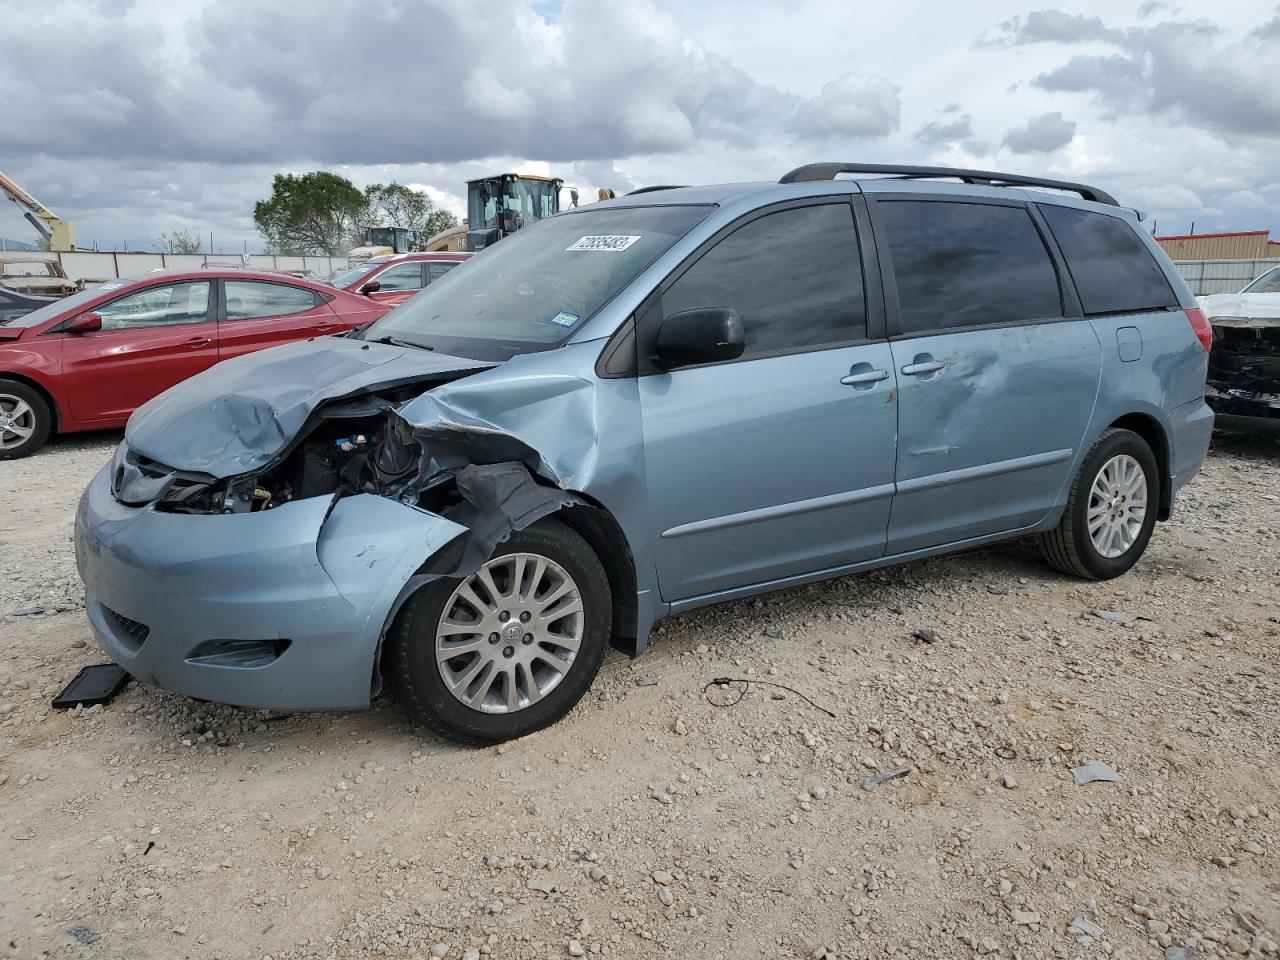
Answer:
[
  {"left": 158, "top": 398, "right": 429, "bottom": 516},
  {"left": 111, "top": 368, "right": 582, "bottom": 585}
]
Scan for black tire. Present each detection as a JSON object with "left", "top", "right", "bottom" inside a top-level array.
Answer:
[
  {"left": 1039, "top": 428, "right": 1160, "bottom": 580},
  {"left": 387, "top": 518, "right": 612, "bottom": 745},
  {"left": 0, "top": 379, "right": 53, "bottom": 460}
]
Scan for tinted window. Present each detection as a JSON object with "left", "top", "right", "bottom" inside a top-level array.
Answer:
[
  {"left": 425, "top": 261, "right": 459, "bottom": 284},
  {"left": 96, "top": 282, "right": 211, "bottom": 330},
  {"left": 662, "top": 203, "right": 865, "bottom": 359},
  {"left": 1038, "top": 204, "right": 1178, "bottom": 315},
  {"left": 224, "top": 280, "right": 317, "bottom": 320},
  {"left": 374, "top": 262, "right": 425, "bottom": 292},
  {"left": 881, "top": 201, "right": 1061, "bottom": 334}
]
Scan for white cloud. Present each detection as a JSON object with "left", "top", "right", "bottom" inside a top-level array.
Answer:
[{"left": 0, "top": 0, "right": 1276, "bottom": 251}]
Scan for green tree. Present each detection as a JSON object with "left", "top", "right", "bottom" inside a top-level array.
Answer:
[
  {"left": 254, "top": 172, "right": 367, "bottom": 255},
  {"left": 158, "top": 228, "right": 201, "bottom": 254},
  {"left": 363, "top": 182, "right": 459, "bottom": 246}
]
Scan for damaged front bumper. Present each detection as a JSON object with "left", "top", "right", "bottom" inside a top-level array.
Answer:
[
  {"left": 74, "top": 464, "right": 466, "bottom": 710},
  {"left": 1206, "top": 316, "right": 1280, "bottom": 434}
]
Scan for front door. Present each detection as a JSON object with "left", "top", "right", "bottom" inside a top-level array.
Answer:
[
  {"left": 872, "top": 198, "right": 1102, "bottom": 554},
  {"left": 60, "top": 280, "right": 219, "bottom": 423},
  {"left": 638, "top": 199, "right": 898, "bottom": 602}
]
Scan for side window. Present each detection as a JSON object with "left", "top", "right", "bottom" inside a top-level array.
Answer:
[
  {"left": 223, "top": 280, "right": 318, "bottom": 320},
  {"left": 1038, "top": 204, "right": 1179, "bottom": 315},
  {"left": 425, "top": 261, "right": 459, "bottom": 285},
  {"left": 880, "top": 201, "right": 1062, "bottom": 335},
  {"left": 374, "top": 262, "right": 425, "bottom": 292},
  {"left": 662, "top": 203, "right": 865, "bottom": 359},
  {"left": 96, "top": 282, "right": 211, "bottom": 330}
]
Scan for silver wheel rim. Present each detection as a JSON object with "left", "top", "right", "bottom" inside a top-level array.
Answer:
[
  {"left": 1087, "top": 453, "right": 1147, "bottom": 559},
  {"left": 0, "top": 393, "right": 36, "bottom": 450},
  {"left": 435, "top": 552, "right": 583, "bottom": 714}
]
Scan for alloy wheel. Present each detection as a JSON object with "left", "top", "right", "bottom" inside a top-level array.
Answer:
[
  {"left": 1087, "top": 453, "right": 1148, "bottom": 559},
  {"left": 435, "top": 552, "right": 584, "bottom": 714},
  {"left": 0, "top": 393, "right": 36, "bottom": 450}
]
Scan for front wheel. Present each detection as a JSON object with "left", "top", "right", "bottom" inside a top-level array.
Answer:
[
  {"left": 0, "top": 379, "right": 53, "bottom": 460},
  {"left": 387, "top": 518, "right": 612, "bottom": 745},
  {"left": 1039, "top": 428, "right": 1160, "bottom": 580}
]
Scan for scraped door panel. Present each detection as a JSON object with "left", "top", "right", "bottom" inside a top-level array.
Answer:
[{"left": 887, "top": 322, "right": 1101, "bottom": 553}]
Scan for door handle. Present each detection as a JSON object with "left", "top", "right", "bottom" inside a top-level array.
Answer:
[
  {"left": 840, "top": 369, "right": 890, "bottom": 386},
  {"left": 314, "top": 321, "right": 337, "bottom": 332},
  {"left": 901, "top": 360, "right": 944, "bottom": 376},
  {"left": 182, "top": 336, "right": 212, "bottom": 348}
]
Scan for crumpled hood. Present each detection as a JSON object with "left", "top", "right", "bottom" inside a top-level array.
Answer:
[
  {"left": 1199, "top": 293, "right": 1280, "bottom": 328},
  {"left": 125, "top": 336, "right": 494, "bottom": 478}
]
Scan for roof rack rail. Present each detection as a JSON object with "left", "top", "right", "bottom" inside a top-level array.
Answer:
[
  {"left": 627, "top": 185, "right": 687, "bottom": 196},
  {"left": 779, "top": 163, "right": 1118, "bottom": 207}
]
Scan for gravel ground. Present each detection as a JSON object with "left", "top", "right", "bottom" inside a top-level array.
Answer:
[{"left": 1, "top": 429, "right": 1277, "bottom": 960}]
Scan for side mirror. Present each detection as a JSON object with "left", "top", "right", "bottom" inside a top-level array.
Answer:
[
  {"left": 655, "top": 307, "right": 745, "bottom": 369},
  {"left": 68, "top": 312, "right": 103, "bottom": 334},
  {"left": 360, "top": 280, "right": 381, "bottom": 295}
]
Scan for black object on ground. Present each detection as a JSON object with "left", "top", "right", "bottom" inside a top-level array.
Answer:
[
  {"left": 703, "top": 677, "right": 837, "bottom": 718},
  {"left": 51, "top": 664, "right": 129, "bottom": 710}
]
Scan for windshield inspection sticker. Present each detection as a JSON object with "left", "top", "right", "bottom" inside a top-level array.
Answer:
[
  {"left": 549, "top": 312, "right": 580, "bottom": 328},
  {"left": 566, "top": 235, "right": 641, "bottom": 252}
]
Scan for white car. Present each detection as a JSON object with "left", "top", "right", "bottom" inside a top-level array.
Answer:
[{"left": 1200, "top": 266, "right": 1280, "bottom": 434}]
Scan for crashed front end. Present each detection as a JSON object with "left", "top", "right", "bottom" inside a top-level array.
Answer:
[
  {"left": 74, "top": 338, "right": 579, "bottom": 710},
  {"left": 1205, "top": 314, "right": 1280, "bottom": 434}
]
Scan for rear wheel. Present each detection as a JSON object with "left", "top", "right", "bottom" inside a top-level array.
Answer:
[
  {"left": 1039, "top": 428, "right": 1159, "bottom": 580},
  {"left": 387, "top": 518, "right": 611, "bottom": 745},
  {"left": 0, "top": 379, "right": 52, "bottom": 460}
]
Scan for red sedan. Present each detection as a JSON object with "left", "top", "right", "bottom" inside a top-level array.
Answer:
[
  {"left": 327, "top": 252, "right": 471, "bottom": 307},
  {"left": 0, "top": 269, "right": 391, "bottom": 458}
]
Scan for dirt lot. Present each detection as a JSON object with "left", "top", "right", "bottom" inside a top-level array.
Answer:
[{"left": 1, "top": 431, "right": 1277, "bottom": 960}]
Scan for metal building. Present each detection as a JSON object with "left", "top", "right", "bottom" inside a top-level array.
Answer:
[{"left": 1156, "top": 230, "right": 1279, "bottom": 261}]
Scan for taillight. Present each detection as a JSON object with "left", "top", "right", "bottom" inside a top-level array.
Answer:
[{"left": 1186, "top": 307, "right": 1213, "bottom": 352}]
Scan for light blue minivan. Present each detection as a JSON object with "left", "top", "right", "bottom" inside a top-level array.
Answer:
[{"left": 75, "top": 163, "right": 1214, "bottom": 743}]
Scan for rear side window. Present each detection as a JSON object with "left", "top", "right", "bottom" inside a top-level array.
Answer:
[
  {"left": 880, "top": 201, "right": 1062, "bottom": 335},
  {"left": 426, "top": 261, "right": 459, "bottom": 284},
  {"left": 224, "top": 280, "right": 318, "bottom": 320},
  {"left": 662, "top": 203, "right": 866, "bottom": 359},
  {"left": 1038, "top": 204, "right": 1178, "bottom": 315}
]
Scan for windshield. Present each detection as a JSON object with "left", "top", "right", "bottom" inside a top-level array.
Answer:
[
  {"left": 0, "top": 283, "right": 114, "bottom": 328},
  {"left": 360, "top": 204, "right": 711, "bottom": 361},
  {"left": 505, "top": 179, "right": 558, "bottom": 231},
  {"left": 328, "top": 261, "right": 383, "bottom": 289},
  {"left": 3, "top": 261, "right": 58, "bottom": 277},
  {"left": 1242, "top": 267, "right": 1280, "bottom": 294}
]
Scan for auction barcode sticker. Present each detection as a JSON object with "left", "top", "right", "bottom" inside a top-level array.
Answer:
[{"left": 566, "top": 235, "right": 641, "bottom": 252}]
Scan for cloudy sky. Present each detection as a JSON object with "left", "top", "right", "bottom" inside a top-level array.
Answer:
[{"left": 1, "top": 0, "right": 1277, "bottom": 253}]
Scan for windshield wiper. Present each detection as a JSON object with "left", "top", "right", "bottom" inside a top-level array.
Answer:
[{"left": 368, "top": 334, "right": 434, "bottom": 351}]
